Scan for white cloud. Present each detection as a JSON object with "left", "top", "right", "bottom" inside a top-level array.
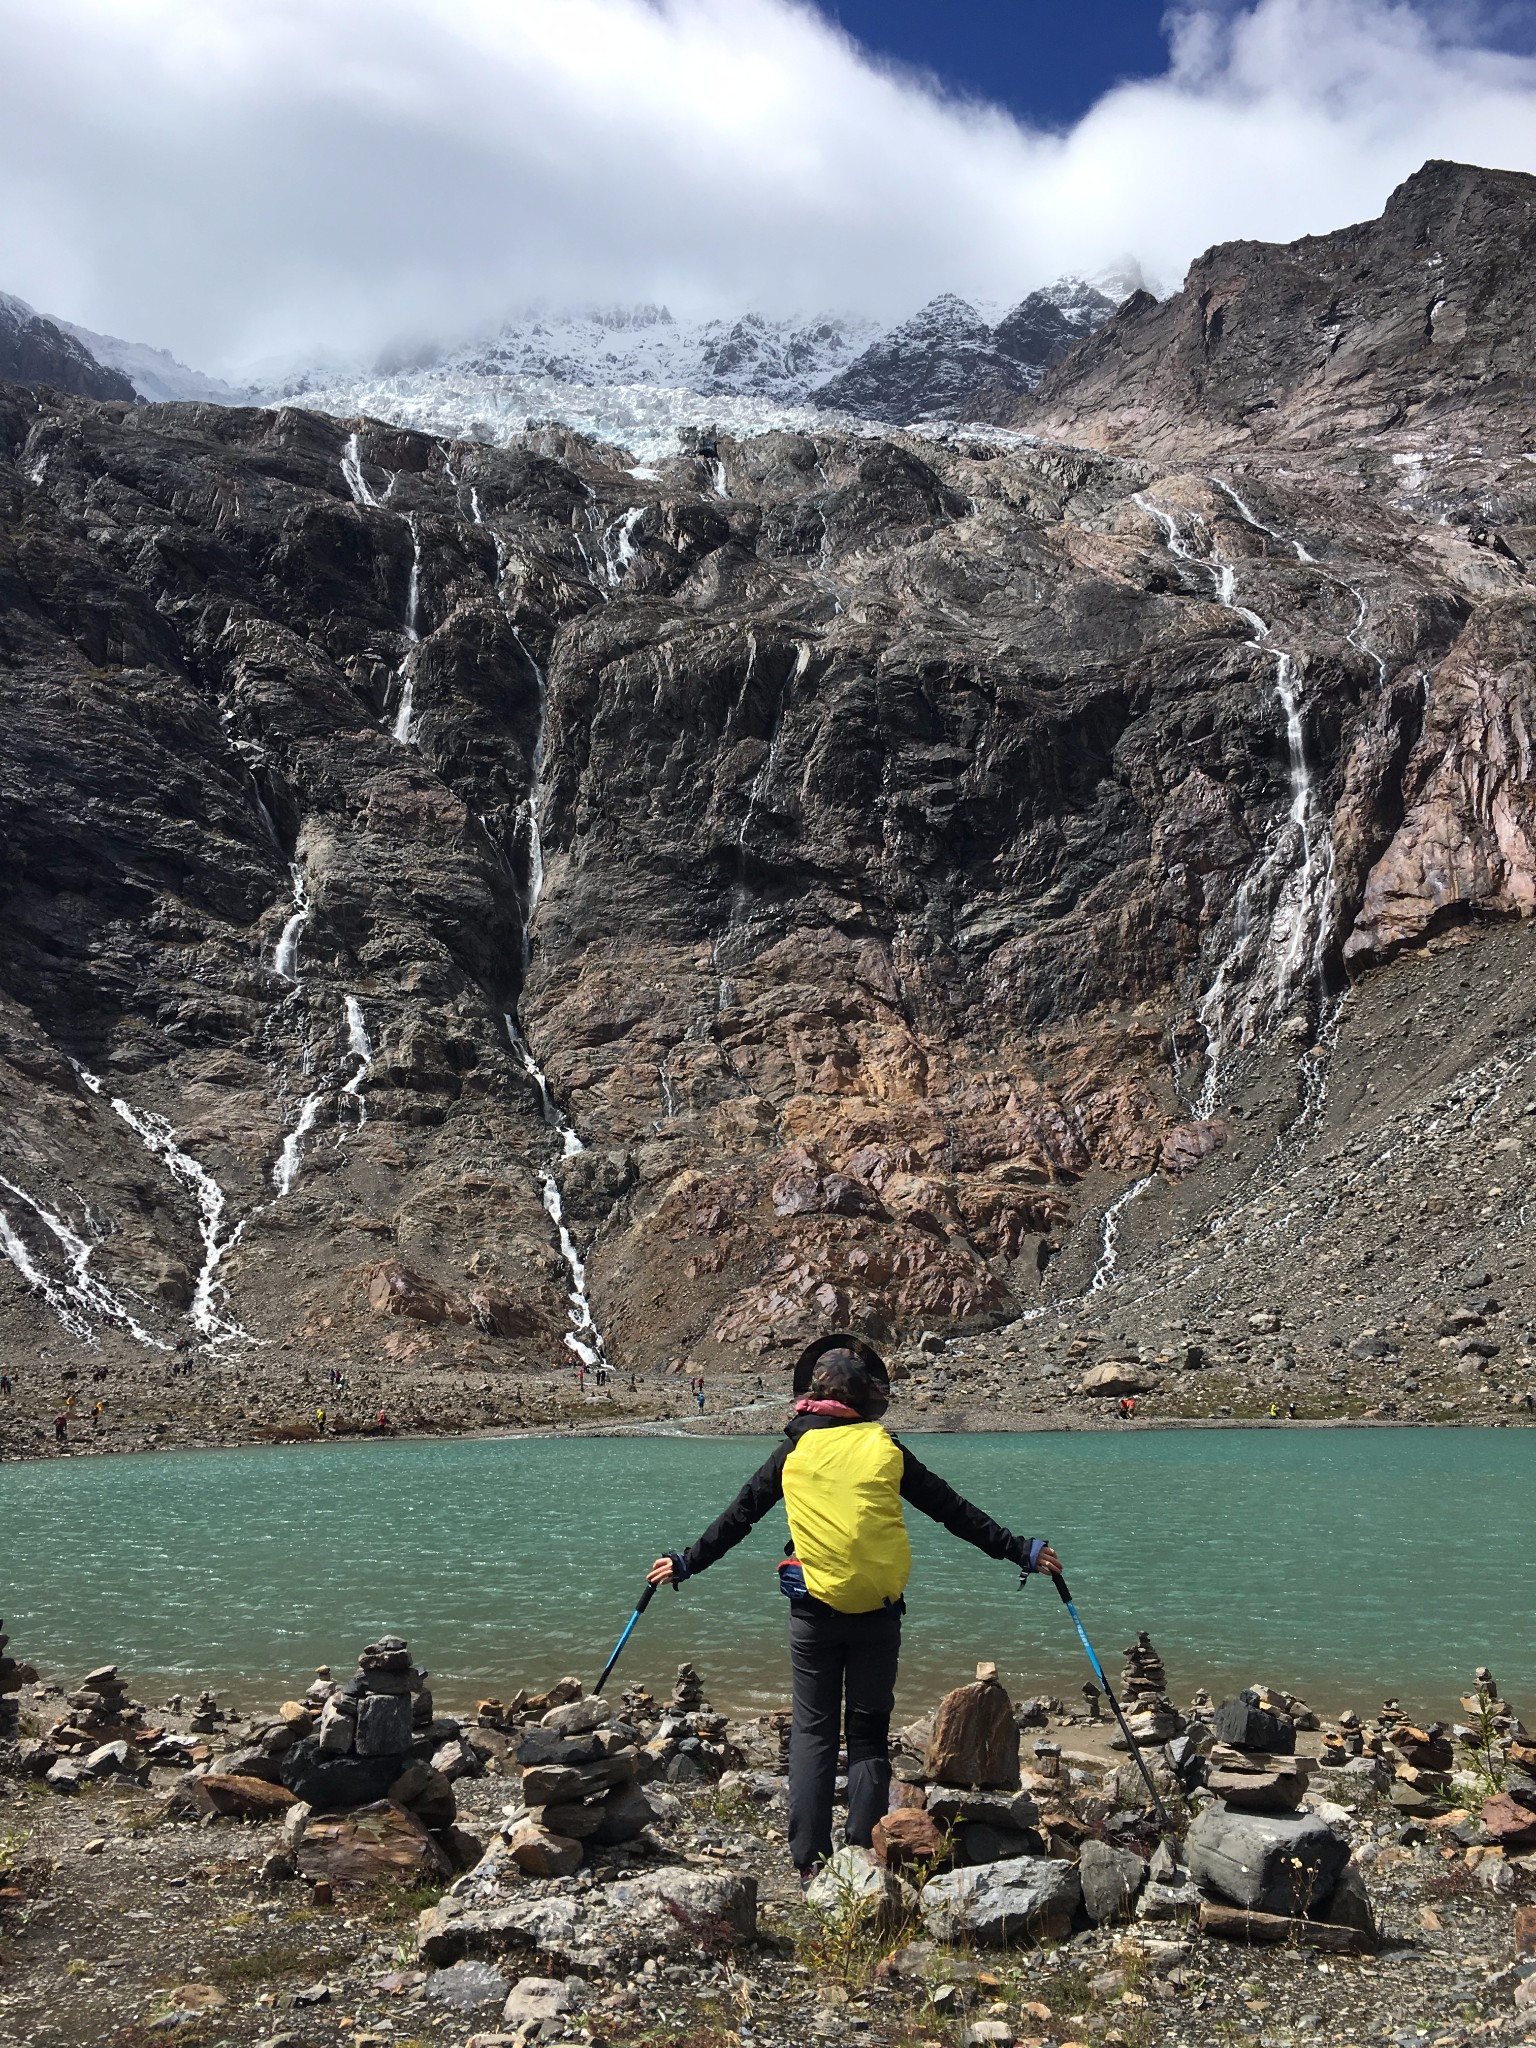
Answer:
[{"left": 0, "top": 0, "right": 1533, "bottom": 375}]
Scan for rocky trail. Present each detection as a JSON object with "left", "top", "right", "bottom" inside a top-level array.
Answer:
[{"left": 3, "top": 1619, "right": 1535, "bottom": 2048}]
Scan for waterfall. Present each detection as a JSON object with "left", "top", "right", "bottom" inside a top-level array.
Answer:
[
  {"left": 273, "top": 861, "right": 310, "bottom": 980},
  {"left": 389, "top": 515, "right": 423, "bottom": 745},
  {"left": 341, "top": 996, "right": 373, "bottom": 1122},
  {"left": 78, "top": 1071, "right": 251, "bottom": 1343},
  {"left": 462, "top": 486, "right": 613, "bottom": 1372},
  {"left": 1136, "top": 489, "right": 1334, "bottom": 1114},
  {"left": 506, "top": 1015, "right": 609, "bottom": 1369},
  {"left": 1089, "top": 1176, "right": 1155, "bottom": 1293},
  {"left": 0, "top": 1174, "right": 166, "bottom": 1348},
  {"left": 601, "top": 507, "right": 645, "bottom": 590},
  {"left": 273, "top": 1086, "right": 324, "bottom": 1197},
  {"left": 709, "top": 458, "right": 730, "bottom": 500},
  {"left": 340, "top": 431, "right": 381, "bottom": 508}
]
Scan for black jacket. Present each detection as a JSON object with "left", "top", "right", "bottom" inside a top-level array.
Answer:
[{"left": 679, "top": 1411, "right": 1032, "bottom": 1579}]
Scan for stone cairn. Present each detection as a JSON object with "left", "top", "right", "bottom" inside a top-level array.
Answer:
[
  {"left": 0, "top": 1621, "right": 38, "bottom": 1745},
  {"left": 508, "top": 1693, "right": 655, "bottom": 1877},
  {"left": 1117, "top": 1633, "right": 1181, "bottom": 1744}
]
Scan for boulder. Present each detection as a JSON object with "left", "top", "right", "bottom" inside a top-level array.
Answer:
[
  {"left": 421, "top": 1867, "right": 755, "bottom": 1970},
  {"left": 1078, "top": 1839, "right": 1148, "bottom": 1923},
  {"left": 873, "top": 1807, "right": 950, "bottom": 1870},
  {"left": 424, "top": 1960, "right": 510, "bottom": 2012},
  {"left": 1185, "top": 1803, "right": 1349, "bottom": 1915},
  {"left": 279, "top": 1738, "right": 407, "bottom": 1812},
  {"left": 506, "top": 1820, "right": 583, "bottom": 1877},
  {"left": 1211, "top": 1693, "right": 1297, "bottom": 1756},
  {"left": 500, "top": 1976, "right": 573, "bottom": 2031},
  {"left": 369, "top": 1260, "right": 449, "bottom": 1323},
  {"left": 1205, "top": 1761, "right": 1307, "bottom": 1813},
  {"left": 295, "top": 1801, "right": 452, "bottom": 1886},
  {"left": 925, "top": 1788, "right": 1039, "bottom": 1832},
  {"left": 1078, "top": 1362, "right": 1152, "bottom": 1397},
  {"left": 1321, "top": 1859, "right": 1377, "bottom": 1942},
  {"left": 1482, "top": 1794, "right": 1536, "bottom": 1849},
  {"left": 183, "top": 1773, "right": 299, "bottom": 1822},
  {"left": 806, "top": 1846, "right": 915, "bottom": 1933},
  {"left": 388, "top": 1762, "right": 457, "bottom": 1829},
  {"left": 954, "top": 1822, "right": 1044, "bottom": 1867},
  {"left": 919, "top": 1856, "right": 1081, "bottom": 1945},
  {"left": 536, "top": 1801, "right": 604, "bottom": 1841},
  {"left": 925, "top": 1676, "right": 1020, "bottom": 1789},
  {"left": 540, "top": 1697, "right": 610, "bottom": 1736},
  {"left": 591, "top": 1780, "right": 656, "bottom": 1847},
  {"left": 356, "top": 1693, "right": 414, "bottom": 1756}
]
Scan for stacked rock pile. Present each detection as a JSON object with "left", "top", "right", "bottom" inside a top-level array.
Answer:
[
  {"left": 668, "top": 1662, "right": 706, "bottom": 1714},
  {"left": 506, "top": 1693, "right": 656, "bottom": 1876},
  {"left": 1117, "top": 1633, "right": 1181, "bottom": 1744},
  {"left": 0, "top": 1621, "right": 37, "bottom": 1745},
  {"left": 277, "top": 1635, "right": 473, "bottom": 1830}
]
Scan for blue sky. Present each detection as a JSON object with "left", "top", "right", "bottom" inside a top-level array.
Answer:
[
  {"left": 819, "top": 1, "right": 1175, "bottom": 125},
  {"left": 819, "top": 0, "right": 1536, "bottom": 125}
]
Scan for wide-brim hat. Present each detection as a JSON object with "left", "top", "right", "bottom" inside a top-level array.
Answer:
[{"left": 792, "top": 1333, "right": 891, "bottom": 1398}]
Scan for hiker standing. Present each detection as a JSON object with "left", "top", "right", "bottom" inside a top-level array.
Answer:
[
  {"left": 54, "top": 1411, "right": 67, "bottom": 1443},
  {"left": 649, "top": 1335, "right": 1059, "bottom": 1882},
  {"left": 315, "top": 1405, "right": 326, "bottom": 1434}
]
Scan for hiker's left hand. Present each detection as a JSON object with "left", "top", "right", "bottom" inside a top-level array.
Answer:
[
  {"left": 1034, "top": 1544, "right": 1063, "bottom": 1576},
  {"left": 647, "top": 1555, "right": 678, "bottom": 1587}
]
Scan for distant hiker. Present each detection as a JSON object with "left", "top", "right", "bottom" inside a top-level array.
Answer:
[
  {"left": 578, "top": 1365, "right": 587, "bottom": 1392},
  {"left": 92, "top": 1401, "right": 104, "bottom": 1427},
  {"left": 64, "top": 1391, "right": 77, "bottom": 1412},
  {"left": 1269, "top": 1401, "right": 1279, "bottom": 1419},
  {"left": 695, "top": 1384, "right": 706, "bottom": 1413},
  {"left": 649, "top": 1333, "right": 1059, "bottom": 1883},
  {"left": 377, "top": 1408, "right": 388, "bottom": 1430},
  {"left": 54, "top": 1412, "right": 67, "bottom": 1442},
  {"left": 315, "top": 1406, "right": 326, "bottom": 1433},
  {"left": 0, "top": 1373, "right": 11, "bottom": 1395},
  {"left": 1287, "top": 1401, "right": 1298, "bottom": 1420},
  {"left": 1117, "top": 1396, "right": 1132, "bottom": 1420}
]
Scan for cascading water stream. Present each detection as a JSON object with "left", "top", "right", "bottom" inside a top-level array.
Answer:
[
  {"left": 1135, "top": 489, "right": 1335, "bottom": 1115},
  {"left": 389, "top": 516, "right": 424, "bottom": 745},
  {"left": 74, "top": 1066, "right": 251, "bottom": 1343},
  {"left": 273, "top": 862, "right": 311, "bottom": 981},
  {"left": 1089, "top": 1176, "right": 1156, "bottom": 1293},
  {"left": 341, "top": 996, "right": 373, "bottom": 1123},
  {"left": 601, "top": 507, "right": 645, "bottom": 591},
  {"left": 338, "top": 430, "right": 425, "bottom": 745},
  {"left": 340, "top": 431, "right": 381, "bottom": 509},
  {"left": 0, "top": 1173, "right": 166, "bottom": 1347},
  {"left": 268, "top": 841, "right": 326, "bottom": 1197},
  {"left": 461, "top": 482, "right": 613, "bottom": 1371}
]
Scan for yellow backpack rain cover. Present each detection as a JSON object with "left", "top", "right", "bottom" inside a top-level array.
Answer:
[{"left": 782, "top": 1422, "right": 911, "bottom": 1613}]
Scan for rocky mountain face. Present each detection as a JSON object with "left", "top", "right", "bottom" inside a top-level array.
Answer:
[
  {"left": 0, "top": 295, "right": 135, "bottom": 403},
  {"left": 1, "top": 161, "right": 1534, "bottom": 1441},
  {"left": 811, "top": 281, "right": 1119, "bottom": 425},
  {"left": 1012, "top": 160, "right": 1536, "bottom": 458}
]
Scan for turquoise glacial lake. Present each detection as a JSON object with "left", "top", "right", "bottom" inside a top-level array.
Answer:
[{"left": 1, "top": 1429, "right": 1530, "bottom": 1720}]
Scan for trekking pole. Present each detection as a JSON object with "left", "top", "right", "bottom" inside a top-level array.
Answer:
[
  {"left": 1035, "top": 1568, "right": 1173, "bottom": 1832},
  {"left": 592, "top": 1579, "right": 661, "bottom": 1697}
]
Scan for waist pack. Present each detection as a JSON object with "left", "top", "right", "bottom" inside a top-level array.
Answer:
[{"left": 777, "top": 1555, "right": 808, "bottom": 1602}]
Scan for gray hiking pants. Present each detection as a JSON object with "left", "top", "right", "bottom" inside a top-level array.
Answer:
[{"left": 787, "top": 1596, "right": 903, "bottom": 1869}]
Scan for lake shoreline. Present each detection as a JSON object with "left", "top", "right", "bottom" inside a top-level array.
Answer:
[{"left": 8, "top": 1400, "right": 1530, "bottom": 1468}]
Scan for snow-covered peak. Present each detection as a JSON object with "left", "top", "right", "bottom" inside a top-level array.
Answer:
[{"left": 60, "top": 322, "right": 246, "bottom": 405}]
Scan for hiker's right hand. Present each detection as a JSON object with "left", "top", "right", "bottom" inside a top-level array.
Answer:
[{"left": 648, "top": 1555, "right": 678, "bottom": 1587}]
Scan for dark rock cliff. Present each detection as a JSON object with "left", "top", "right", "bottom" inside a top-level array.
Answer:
[
  {"left": 0, "top": 161, "right": 1533, "bottom": 1430},
  {"left": 0, "top": 294, "right": 137, "bottom": 404}
]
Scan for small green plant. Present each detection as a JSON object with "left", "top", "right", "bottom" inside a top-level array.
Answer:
[{"left": 1461, "top": 1688, "right": 1507, "bottom": 1799}]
